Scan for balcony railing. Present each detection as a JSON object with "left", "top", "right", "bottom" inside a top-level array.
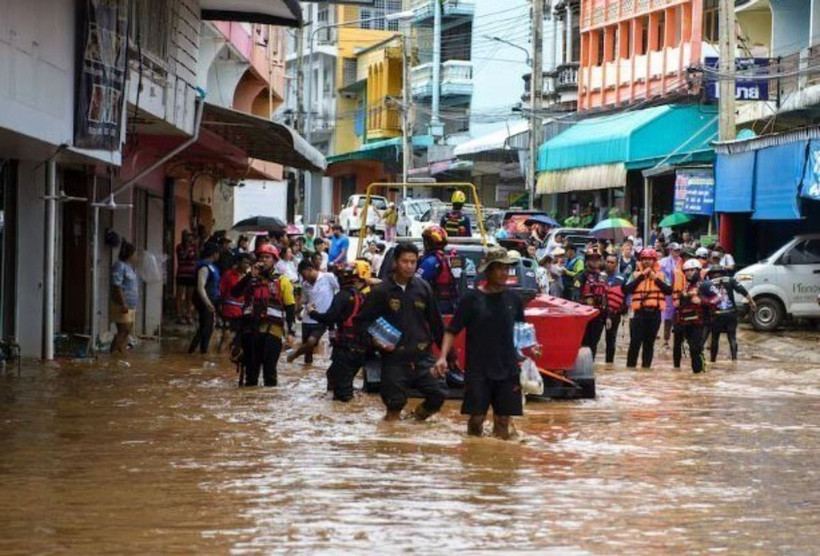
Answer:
[
  {"left": 555, "top": 62, "right": 579, "bottom": 91},
  {"left": 408, "top": 0, "right": 475, "bottom": 23},
  {"left": 367, "top": 102, "right": 402, "bottom": 135},
  {"left": 411, "top": 60, "right": 473, "bottom": 98}
]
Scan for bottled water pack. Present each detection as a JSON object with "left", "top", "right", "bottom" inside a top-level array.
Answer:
[
  {"left": 514, "top": 322, "right": 538, "bottom": 350},
  {"left": 368, "top": 317, "right": 402, "bottom": 350}
]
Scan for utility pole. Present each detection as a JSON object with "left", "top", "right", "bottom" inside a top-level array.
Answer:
[
  {"left": 528, "top": 0, "right": 544, "bottom": 210},
  {"left": 402, "top": 34, "right": 412, "bottom": 197},
  {"left": 718, "top": 0, "right": 736, "bottom": 141},
  {"left": 295, "top": 24, "right": 305, "bottom": 222},
  {"left": 430, "top": 0, "right": 442, "bottom": 138}
]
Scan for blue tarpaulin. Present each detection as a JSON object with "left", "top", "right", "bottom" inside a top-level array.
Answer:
[
  {"left": 753, "top": 141, "right": 806, "bottom": 220},
  {"left": 715, "top": 150, "right": 756, "bottom": 212},
  {"left": 800, "top": 139, "right": 820, "bottom": 201}
]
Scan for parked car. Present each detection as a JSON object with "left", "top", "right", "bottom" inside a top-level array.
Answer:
[
  {"left": 545, "top": 227, "right": 594, "bottom": 252},
  {"left": 734, "top": 233, "right": 820, "bottom": 331},
  {"left": 338, "top": 194, "right": 388, "bottom": 234},
  {"left": 408, "top": 202, "right": 492, "bottom": 237},
  {"left": 396, "top": 198, "right": 437, "bottom": 237}
]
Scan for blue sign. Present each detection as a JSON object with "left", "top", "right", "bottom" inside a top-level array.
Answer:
[
  {"left": 675, "top": 169, "right": 715, "bottom": 216},
  {"left": 704, "top": 57, "right": 770, "bottom": 101}
]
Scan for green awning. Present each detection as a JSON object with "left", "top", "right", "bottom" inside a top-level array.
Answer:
[
  {"left": 538, "top": 105, "right": 718, "bottom": 177},
  {"left": 327, "top": 135, "right": 433, "bottom": 165}
]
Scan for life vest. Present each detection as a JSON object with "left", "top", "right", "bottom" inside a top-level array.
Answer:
[
  {"left": 579, "top": 272, "right": 607, "bottom": 310},
  {"left": 242, "top": 275, "right": 285, "bottom": 325},
  {"left": 196, "top": 260, "right": 221, "bottom": 304},
  {"left": 433, "top": 250, "right": 464, "bottom": 301},
  {"left": 220, "top": 270, "right": 244, "bottom": 320},
  {"left": 606, "top": 277, "right": 626, "bottom": 315},
  {"left": 177, "top": 244, "right": 197, "bottom": 279},
  {"left": 630, "top": 268, "right": 666, "bottom": 311},
  {"left": 675, "top": 282, "right": 706, "bottom": 325},
  {"left": 333, "top": 287, "right": 365, "bottom": 347},
  {"left": 442, "top": 210, "right": 469, "bottom": 236}
]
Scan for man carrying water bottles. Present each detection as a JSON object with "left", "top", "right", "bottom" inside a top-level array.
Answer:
[
  {"left": 436, "top": 247, "right": 539, "bottom": 439},
  {"left": 356, "top": 243, "right": 446, "bottom": 422}
]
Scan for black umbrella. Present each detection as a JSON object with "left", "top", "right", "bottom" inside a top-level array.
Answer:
[{"left": 232, "top": 216, "right": 287, "bottom": 233}]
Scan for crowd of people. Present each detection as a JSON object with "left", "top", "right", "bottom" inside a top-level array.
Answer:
[{"left": 137, "top": 198, "right": 754, "bottom": 439}]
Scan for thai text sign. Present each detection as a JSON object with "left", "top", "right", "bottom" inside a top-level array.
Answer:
[{"left": 675, "top": 168, "right": 715, "bottom": 216}]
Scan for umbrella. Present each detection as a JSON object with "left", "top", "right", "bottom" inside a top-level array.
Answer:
[
  {"left": 524, "top": 214, "right": 560, "bottom": 228},
  {"left": 658, "top": 212, "right": 694, "bottom": 228},
  {"left": 232, "top": 216, "right": 287, "bottom": 233},
  {"left": 591, "top": 217, "right": 637, "bottom": 242}
]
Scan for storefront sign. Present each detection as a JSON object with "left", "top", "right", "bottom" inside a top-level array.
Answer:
[
  {"left": 674, "top": 168, "right": 715, "bottom": 216},
  {"left": 74, "top": 0, "right": 130, "bottom": 150},
  {"left": 801, "top": 141, "right": 820, "bottom": 201},
  {"left": 704, "top": 57, "right": 770, "bottom": 101}
]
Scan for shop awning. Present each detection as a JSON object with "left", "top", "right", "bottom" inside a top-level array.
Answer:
[
  {"left": 753, "top": 141, "right": 805, "bottom": 220},
  {"left": 453, "top": 120, "right": 530, "bottom": 157},
  {"left": 537, "top": 105, "right": 718, "bottom": 192},
  {"left": 326, "top": 135, "right": 434, "bottom": 166},
  {"left": 200, "top": 0, "right": 302, "bottom": 27},
  {"left": 201, "top": 103, "right": 326, "bottom": 172},
  {"left": 715, "top": 151, "right": 756, "bottom": 212}
]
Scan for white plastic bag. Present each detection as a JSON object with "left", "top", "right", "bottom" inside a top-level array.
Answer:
[
  {"left": 519, "top": 357, "right": 544, "bottom": 399},
  {"left": 139, "top": 251, "right": 164, "bottom": 284}
]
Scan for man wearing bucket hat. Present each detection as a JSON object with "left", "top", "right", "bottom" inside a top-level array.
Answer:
[
  {"left": 573, "top": 248, "right": 609, "bottom": 360},
  {"left": 436, "top": 247, "right": 538, "bottom": 440}
]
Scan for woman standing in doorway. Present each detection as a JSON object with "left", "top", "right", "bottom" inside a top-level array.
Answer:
[{"left": 110, "top": 241, "right": 139, "bottom": 354}]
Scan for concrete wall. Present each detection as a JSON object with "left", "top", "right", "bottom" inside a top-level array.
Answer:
[
  {"left": 771, "top": 0, "right": 811, "bottom": 56},
  {"left": 234, "top": 180, "right": 288, "bottom": 224}
]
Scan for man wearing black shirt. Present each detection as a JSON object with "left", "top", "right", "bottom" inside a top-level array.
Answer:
[
  {"left": 436, "top": 247, "right": 537, "bottom": 439},
  {"left": 356, "top": 243, "right": 446, "bottom": 421}
]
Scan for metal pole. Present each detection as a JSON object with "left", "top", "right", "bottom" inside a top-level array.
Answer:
[
  {"left": 431, "top": 0, "right": 442, "bottom": 135},
  {"left": 529, "top": 0, "right": 544, "bottom": 210},
  {"left": 402, "top": 34, "right": 411, "bottom": 198},
  {"left": 43, "top": 160, "right": 56, "bottom": 360},
  {"left": 643, "top": 176, "right": 651, "bottom": 246},
  {"left": 90, "top": 175, "right": 100, "bottom": 352}
]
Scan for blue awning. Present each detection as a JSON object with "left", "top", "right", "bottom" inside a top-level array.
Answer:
[
  {"left": 801, "top": 139, "right": 820, "bottom": 201},
  {"left": 715, "top": 151, "right": 755, "bottom": 212},
  {"left": 753, "top": 141, "right": 806, "bottom": 220}
]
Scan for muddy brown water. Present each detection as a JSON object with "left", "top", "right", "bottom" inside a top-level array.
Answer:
[{"left": 0, "top": 332, "right": 818, "bottom": 554}]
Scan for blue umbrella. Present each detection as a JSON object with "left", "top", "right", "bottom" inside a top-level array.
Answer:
[{"left": 524, "top": 214, "right": 560, "bottom": 228}]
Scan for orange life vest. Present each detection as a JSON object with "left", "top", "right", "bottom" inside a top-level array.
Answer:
[
  {"left": 242, "top": 275, "right": 285, "bottom": 325},
  {"left": 630, "top": 270, "right": 667, "bottom": 311}
]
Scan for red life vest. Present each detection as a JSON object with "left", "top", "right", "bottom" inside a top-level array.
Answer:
[
  {"left": 334, "top": 288, "right": 364, "bottom": 346},
  {"left": 220, "top": 270, "right": 245, "bottom": 320},
  {"left": 580, "top": 272, "right": 608, "bottom": 310},
  {"left": 676, "top": 283, "right": 706, "bottom": 325},
  {"left": 242, "top": 275, "right": 285, "bottom": 325},
  {"left": 433, "top": 250, "right": 458, "bottom": 300},
  {"left": 606, "top": 283, "right": 626, "bottom": 315}
]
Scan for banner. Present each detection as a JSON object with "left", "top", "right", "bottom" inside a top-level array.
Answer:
[
  {"left": 74, "top": 0, "right": 130, "bottom": 150},
  {"left": 674, "top": 168, "right": 715, "bottom": 216},
  {"left": 801, "top": 140, "right": 820, "bottom": 201},
  {"left": 704, "top": 57, "right": 770, "bottom": 101}
]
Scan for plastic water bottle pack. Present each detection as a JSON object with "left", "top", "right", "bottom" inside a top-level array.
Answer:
[
  {"left": 514, "top": 322, "right": 538, "bottom": 350},
  {"left": 368, "top": 317, "right": 402, "bottom": 350}
]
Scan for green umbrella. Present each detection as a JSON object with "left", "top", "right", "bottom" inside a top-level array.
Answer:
[{"left": 658, "top": 212, "right": 694, "bottom": 228}]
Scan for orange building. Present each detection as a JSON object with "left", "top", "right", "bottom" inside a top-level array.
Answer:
[{"left": 578, "top": 0, "right": 703, "bottom": 111}]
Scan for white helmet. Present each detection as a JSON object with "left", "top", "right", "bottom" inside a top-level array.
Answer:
[
  {"left": 683, "top": 258, "right": 702, "bottom": 271},
  {"left": 695, "top": 247, "right": 709, "bottom": 258}
]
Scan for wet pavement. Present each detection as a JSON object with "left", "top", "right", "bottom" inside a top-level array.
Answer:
[{"left": 0, "top": 326, "right": 818, "bottom": 554}]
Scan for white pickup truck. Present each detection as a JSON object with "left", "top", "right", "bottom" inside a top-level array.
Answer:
[{"left": 735, "top": 234, "right": 820, "bottom": 331}]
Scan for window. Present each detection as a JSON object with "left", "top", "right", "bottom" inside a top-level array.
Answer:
[
  {"left": 783, "top": 240, "right": 820, "bottom": 265},
  {"left": 703, "top": 0, "right": 719, "bottom": 43},
  {"left": 317, "top": 6, "right": 330, "bottom": 43},
  {"left": 130, "top": 0, "right": 170, "bottom": 60},
  {"left": 360, "top": 0, "right": 402, "bottom": 31}
]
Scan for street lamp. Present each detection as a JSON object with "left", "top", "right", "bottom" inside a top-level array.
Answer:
[{"left": 484, "top": 35, "right": 531, "bottom": 66}]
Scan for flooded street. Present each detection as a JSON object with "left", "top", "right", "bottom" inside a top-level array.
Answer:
[{"left": 1, "top": 328, "right": 818, "bottom": 554}]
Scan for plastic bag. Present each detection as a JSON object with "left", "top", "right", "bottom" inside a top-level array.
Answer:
[
  {"left": 139, "top": 251, "right": 164, "bottom": 284},
  {"left": 519, "top": 357, "right": 544, "bottom": 398}
]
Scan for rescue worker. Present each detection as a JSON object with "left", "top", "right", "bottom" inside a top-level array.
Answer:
[
  {"left": 231, "top": 243, "right": 296, "bottom": 387},
  {"left": 707, "top": 265, "right": 756, "bottom": 363},
  {"left": 603, "top": 252, "right": 627, "bottom": 364},
  {"left": 219, "top": 252, "right": 252, "bottom": 358},
  {"left": 660, "top": 242, "right": 683, "bottom": 349},
  {"left": 308, "top": 261, "right": 371, "bottom": 402},
  {"left": 440, "top": 190, "right": 472, "bottom": 237},
  {"left": 623, "top": 248, "right": 673, "bottom": 369},
  {"left": 355, "top": 242, "right": 446, "bottom": 422},
  {"left": 561, "top": 244, "right": 585, "bottom": 300},
  {"left": 188, "top": 242, "right": 221, "bottom": 355},
  {"left": 416, "top": 226, "right": 466, "bottom": 315},
  {"left": 672, "top": 258, "right": 718, "bottom": 373},
  {"left": 573, "top": 248, "right": 608, "bottom": 360}
]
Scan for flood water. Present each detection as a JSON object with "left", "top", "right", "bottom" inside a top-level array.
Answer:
[{"left": 1, "top": 329, "right": 818, "bottom": 554}]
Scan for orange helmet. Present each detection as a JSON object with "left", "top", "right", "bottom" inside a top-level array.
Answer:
[
  {"left": 255, "top": 243, "right": 280, "bottom": 258},
  {"left": 422, "top": 225, "right": 448, "bottom": 250}
]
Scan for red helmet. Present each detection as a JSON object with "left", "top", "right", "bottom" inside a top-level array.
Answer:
[
  {"left": 639, "top": 248, "right": 659, "bottom": 260},
  {"left": 422, "top": 225, "right": 448, "bottom": 250},
  {"left": 255, "top": 243, "right": 280, "bottom": 258}
]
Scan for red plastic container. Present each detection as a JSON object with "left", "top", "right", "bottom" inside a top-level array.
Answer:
[{"left": 438, "top": 294, "right": 598, "bottom": 372}]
